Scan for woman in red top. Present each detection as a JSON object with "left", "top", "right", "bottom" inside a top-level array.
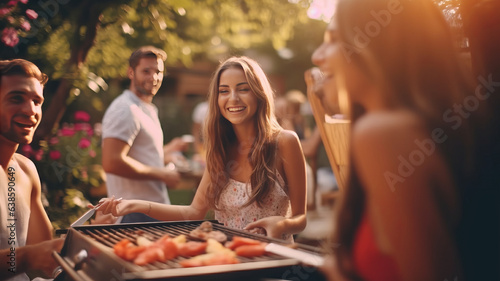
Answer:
[{"left": 311, "top": 0, "right": 494, "bottom": 280}]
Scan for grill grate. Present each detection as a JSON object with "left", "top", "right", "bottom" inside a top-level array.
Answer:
[
  {"left": 56, "top": 220, "right": 325, "bottom": 281},
  {"left": 73, "top": 221, "right": 309, "bottom": 271}
]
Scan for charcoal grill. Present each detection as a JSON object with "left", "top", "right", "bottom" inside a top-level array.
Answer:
[{"left": 53, "top": 220, "right": 326, "bottom": 281}]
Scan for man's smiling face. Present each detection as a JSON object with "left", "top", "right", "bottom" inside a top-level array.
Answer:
[{"left": 0, "top": 75, "right": 44, "bottom": 144}]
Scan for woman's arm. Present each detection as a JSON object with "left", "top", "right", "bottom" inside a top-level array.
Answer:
[
  {"left": 245, "top": 130, "right": 308, "bottom": 239},
  {"left": 352, "top": 113, "right": 462, "bottom": 281},
  {"left": 99, "top": 169, "right": 212, "bottom": 221}
]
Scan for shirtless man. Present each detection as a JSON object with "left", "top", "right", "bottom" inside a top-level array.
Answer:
[{"left": 0, "top": 59, "right": 63, "bottom": 280}]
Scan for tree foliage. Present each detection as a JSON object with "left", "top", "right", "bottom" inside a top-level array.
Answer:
[
  {"left": 0, "top": 0, "right": 314, "bottom": 142},
  {"left": 23, "top": 0, "right": 311, "bottom": 80}
]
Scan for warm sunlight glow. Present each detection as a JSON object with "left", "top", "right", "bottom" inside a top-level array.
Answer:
[{"left": 307, "top": 0, "right": 337, "bottom": 22}]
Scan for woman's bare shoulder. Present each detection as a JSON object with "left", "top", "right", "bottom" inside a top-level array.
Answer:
[
  {"left": 276, "top": 129, "right": 301, "bottom": 150},
  {"left": 275, "top": 129, "right": 303, "bottom": 164},
  {"left": 277, "top": 129, "right": 299, "bottom": 141},
  {"left": 352, "top": 110, "right": 428, "bottom": 145},
  {"left": 350, "top": 111, "right": 435, "bottom": 180}
]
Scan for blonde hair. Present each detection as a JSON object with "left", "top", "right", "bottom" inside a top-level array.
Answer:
[{"left": 203, "top": 56, "right": 282, "bottom": 209}]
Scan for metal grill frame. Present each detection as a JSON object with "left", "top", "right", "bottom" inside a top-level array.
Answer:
[{"left": 55, "top": 220, "right": 324, "bottom": 281}]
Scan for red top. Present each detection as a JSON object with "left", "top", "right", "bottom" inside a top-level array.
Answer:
[{"left": 353, "top": 214, "right": 401, "bottom": 281}]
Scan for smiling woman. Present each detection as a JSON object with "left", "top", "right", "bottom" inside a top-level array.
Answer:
[
  {"left": 98, "top": 56, "right": 308, "bottom": 242},
  {"left": 217, "top": 68, "right": 258, "bottom": 127}
]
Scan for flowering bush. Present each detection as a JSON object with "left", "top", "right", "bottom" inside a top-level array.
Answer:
[
  {"left": 20, "top": 110, "right": 104, "bottom": 229},
  {"left": 0, "top": 0, "right": 38, "bottom": 47}
]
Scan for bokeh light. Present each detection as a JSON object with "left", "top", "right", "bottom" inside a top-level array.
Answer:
[{"left": 307, "top": 0, "right": 337, "bottom": 22}]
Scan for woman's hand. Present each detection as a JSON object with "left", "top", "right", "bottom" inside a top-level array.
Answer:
[
  {"left": 244, "top": 216, "right": 287, "bottom": 240},
  {"left": 91, "top": 210, "right": 119, "bottom": 224},
  {"left": 94, "top": 197, "right": 136, "bottom": 217}
]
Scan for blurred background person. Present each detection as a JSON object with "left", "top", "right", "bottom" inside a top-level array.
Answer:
[
  {"left": 101, "top": 46, "right": 181, "bottom": 223},
  {"left": 311, "top": 0, "right": 496, "bottom": 280},
  {"left": 275, "top": 90, "right": 337, "bottom": 210},
  {"left": 191, "top": 99, "right": 208, "bottom": 161}
]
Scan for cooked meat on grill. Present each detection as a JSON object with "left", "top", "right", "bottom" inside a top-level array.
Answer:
[
  {"left": 56, "top": 221, "right": 325, "bottom": 280},
  {"left": 226, "top": 236, "right": 263, "bottom": 250},
  {"left": 113, "top": 235, "right": 179, "bottom": 265},
  {"left": 111, "top": 225, "right": 270, "bottom": 267},
  {"left": 235, "top": 244, "right": 267, "bottom": 258},
  {"left": 178, "top": 241, "right": 208, "bottom": 257},
  {"left": 189, "top": 221, "right": 228, "bottom": 243},
  {"left": 199, "top": 221, "right": 213, "bottom": 232},
  {"left": 113, "top": 239, "right": 146, "bottom": 262}
]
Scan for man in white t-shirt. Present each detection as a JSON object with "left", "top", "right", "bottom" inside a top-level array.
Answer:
[{"left": 101, "top": 46, "right": 180, "bottom": 223}]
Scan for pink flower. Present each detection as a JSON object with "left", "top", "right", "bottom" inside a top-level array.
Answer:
[
  {"left": 74, "top": 111, "right": 90, "bottom": 122},
  {"left": 78, "top": 138, "right": 91, "bottom": 149},
  {"left": 60, "top": 127, "right": 75, "bottom": 137},
  {"left": 7, "top": 1, "right": 18, "bottom": 7},
  {"left": 34, "top": 149, "right": 44, "bottom": 161},
  {"left": 25, "top": 9, "right": 37, "bottom": 20},
  {"left": 49, "top": 136, "right": 59, "bottom": 145},
  {"left": 74, "top": 122, "right": 91, "bottom": 132},
  {"left": 0, "top": 8, "right": 13, "bottom": 17},
  {"left": 21, "top": 144, "right": 33, "bottom": 156},
  {"left": 89, "top": 150, "right": 96, "bottom": 158},
  {"left": 20, "top": 0, "right": 28, "bottom": 4},
  {"left": 49, "top": 150, "right": 61, "bottom": 160},
  {"left": 20, "top": 21, "right": 31, "bottom": 31},
  {"left": 1, "top": 28, "right": 19, "bottom": 47}
]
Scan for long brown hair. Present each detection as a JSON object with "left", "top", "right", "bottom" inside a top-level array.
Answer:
[
  {"left": 330, "top": 0, "right": 481, "bottom": 279},
  {"left": 203, "top": 56, "right": 282, "bottom": 209}
]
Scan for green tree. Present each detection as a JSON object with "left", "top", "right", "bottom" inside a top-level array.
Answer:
[{"left": 2, "top": 0, "right": 312, "bottom": 144}]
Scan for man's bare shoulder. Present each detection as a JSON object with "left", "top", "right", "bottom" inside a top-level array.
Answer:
[
  {"left": 0, "top": 165, "right": 6, "bottom": 181},
  {"left": 12, "top": 153, "right": 38, "bottom": 179}
]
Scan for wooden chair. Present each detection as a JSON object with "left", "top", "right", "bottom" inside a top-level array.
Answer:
[{"left": 304, "top": 69, "right": 350, "bottom": 204}]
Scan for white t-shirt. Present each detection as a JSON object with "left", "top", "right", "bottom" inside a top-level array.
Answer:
[
  {"left": 192, "top": 101, "right": 208, "bottom": 124},
  {"left": 102, "top": 90, "right": 170, "bottom": 204}
]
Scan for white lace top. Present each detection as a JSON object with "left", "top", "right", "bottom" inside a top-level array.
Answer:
[{"left": 214, "top": 173, "right": 292, "bottom": 239}]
